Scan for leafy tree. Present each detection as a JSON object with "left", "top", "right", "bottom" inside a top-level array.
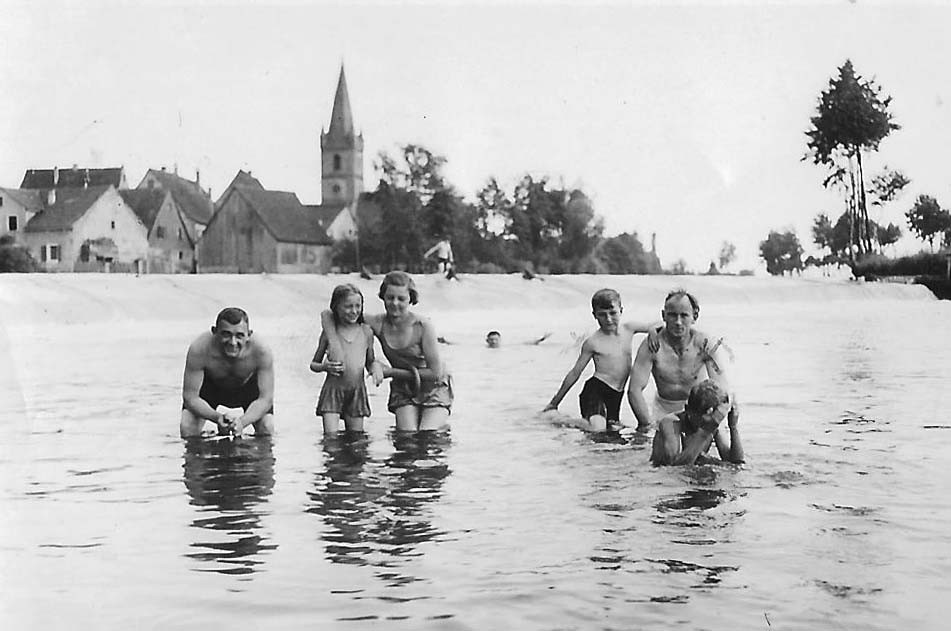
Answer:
[
  {"left": 670, "top": 259, "right": 689, "bottom": 275},
  {"left": 805, "top": 60, "right": 900, "bottom": 260},
  {"left": 717, "top": 241, "right": 736, "bottom": 272},
  {"left": 869, "top": 168, "right": 910, "bottom": 208},
  {"left": 812, "top": 213, "right": 834, "bottom": 252},
  {"left": 876, "top": 222, "right": 902, "bottom": 251},
  {"left": 906, "top": 194, "right": 951, "bottom": 251},
  {"left": 0, "top": 235, "right": 38, "bottom": 272},
  {"left": 595, "top": 232, "right": 653, "bottom": 274},
  {"left": 759, "top": 230, "right": 804, "bottom": 275}
]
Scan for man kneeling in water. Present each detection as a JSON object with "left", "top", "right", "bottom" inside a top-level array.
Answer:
[
  {"left": 180, "top": 307, "right": 275, "bottom": 438},
  {"left": 650, "top": 379, "right": 744, "bottom": 466}
]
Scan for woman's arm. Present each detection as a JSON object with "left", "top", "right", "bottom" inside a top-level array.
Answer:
[{"left": 418, "top": 317, "right": 444, "bottom": 379}]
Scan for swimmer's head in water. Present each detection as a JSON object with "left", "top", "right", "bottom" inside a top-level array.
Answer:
[
  {"left": 378, "top": 270, "right": 419, "bottom": 306},
  {"left": 212, "top": 307, "right": 251, "bottom": 358},
  {"left": 486, "top": 330, "right": 501, "bottom": 348},
  {"left": 686, "top": 379, "right": 729, "bottom": 415},
  {"left": 663, "top": 288, "right": 700, "bottom": 320},
  {"left": 330, "top": 284, "right": 365, "bottom": 324}
]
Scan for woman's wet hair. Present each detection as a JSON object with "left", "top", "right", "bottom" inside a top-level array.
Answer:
[
  {"left": 329, "top": 284, "right": 365, "bottom": 324},
  {"left": 686, "top": 379, "right": 728, "bottom": 413},
  {"left": 378, "top": 270, "right": 419, "bottom": 305},
  {"left": 664, "top": 288, "right": 700, "bottom": 320},
  {"left": 591, "top": 288, "right": 621, "bottom": 311},
  {"left": 215, "top": 307, "right": 249, "bottom": 328}
]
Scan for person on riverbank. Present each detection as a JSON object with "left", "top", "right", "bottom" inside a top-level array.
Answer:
[
  {"left": 310, "top": 284, "right": 383, "bottom": 435},
  {"left": 180, "top": 307, "right": 275, "bottom": 438},
  {"left": 423, "top": 238, "right": 454, "bottom": 275},
  {"left": 542, "top": 289, "right": 660, "bottom": 433},
  {"left": 322, "top": 271, "right": 452, "bottom": 432},
  {"left": 627, "top": 289, "right": 732, "bottom": 433},
  {"left": 650, "top": 379, "right": 744, "bottom": 465}
]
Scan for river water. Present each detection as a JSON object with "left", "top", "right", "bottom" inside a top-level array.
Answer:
[{"left": 1, "top": 274, "right": 949, "bottom": 629}]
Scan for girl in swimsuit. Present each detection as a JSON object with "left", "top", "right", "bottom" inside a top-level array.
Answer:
[
  {"left": 321, "top": 271, "right": 452, "bottom": 432},
  {"left": 311, "top": 284, "right": 382, "bottom": 435}
]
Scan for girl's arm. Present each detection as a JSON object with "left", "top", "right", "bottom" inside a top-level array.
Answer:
[
  {"left": 419, "top": 317, "right": 444, "bottom": 379},
  {"left": 319, "top": 309, "right": 344, "bottom": 362},
  {"left": 309, "top": 331, "right": 329, "bottom": 373},
  {"left": 364, "top": 326, "right": 384, "bottom": 386}
]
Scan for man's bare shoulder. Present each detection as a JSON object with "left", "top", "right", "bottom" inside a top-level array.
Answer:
[
  {"left": 187, "top": 331, "right": 214, "bottom": 355},
  {"left": 248, "top": 335, "right": 274, "bottom": 363}
]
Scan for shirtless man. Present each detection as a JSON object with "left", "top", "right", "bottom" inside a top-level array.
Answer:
[
  {"left": 180, "top": 307, "right": 275, "bottom": 438},
  {"left": 650, "top": 379, "right": 744, "bottom": 466},
  {"left": 627, "top": 289, "right": 731, "bottom": 432},
  {"left": 543, "top": 289, "right": 658, "bottom": 433}
]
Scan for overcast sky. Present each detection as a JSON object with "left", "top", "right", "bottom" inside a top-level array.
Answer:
[{"left": 3, "top": 1, "right": 950, "bottom": 271}]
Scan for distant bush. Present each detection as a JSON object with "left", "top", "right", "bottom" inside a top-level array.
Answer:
[
  {"left": 0, "top": 236, "right": 38, "bottom": 272},
  {"left": 852, "top": 251, "right": 948, "bottom": 278}
]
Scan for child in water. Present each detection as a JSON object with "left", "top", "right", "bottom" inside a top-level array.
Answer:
[
  {"left": 544, "top": 288, "right": 659, "bottom": 433},
  {"left": 310, "top": 284, "right": 382, "bottom": 435},
  {"left": 321, "top": 271, "right": 452, "bottom": 432}
]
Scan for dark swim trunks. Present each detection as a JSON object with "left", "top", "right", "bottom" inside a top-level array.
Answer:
[
  {"left": 579, "top": 376, "right": 623, "bottom": 423},
  {"left": 183, "top": 370, "right": 274, "bottom": 413}
]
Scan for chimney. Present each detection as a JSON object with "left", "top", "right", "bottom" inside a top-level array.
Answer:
[
  {"left": 84, "top": 168, "right": 90, "bottom": 188},
  {"left": 53, "top": 166, "right": 59, "bottom": 186},
  {"left": 47, "top": 189, "right": 56, "bottom": 206},
  {"left": 173, "top": 163, "right": 178, "bottom": 176},
  {"left": 195, "top": 168, "right": 200, "bottom": 186},
  {"left": 651, "top": 232, "right": 657, "bottom": 254}
]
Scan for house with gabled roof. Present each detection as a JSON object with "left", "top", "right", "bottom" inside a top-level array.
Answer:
[
  {"left": 215, "top": 170, "right": 265, "bottom": 209},
  {"left": 22, "top": 185, "right": 148, "bottom": 272},
  {"left": 21, "top": 166, "right": 128, "bottom": 192},
  {"left": 0, "top": 187, "right": 45, "bottom": 244},
  {"left": 137, "top": 168, "right": 214, "bottom": 242},
  {"left": 199, "top": 184, "right": 333, "bottom": 273},
  {"left": 119, "top": 189, "right": 196, "bottom": 273}
]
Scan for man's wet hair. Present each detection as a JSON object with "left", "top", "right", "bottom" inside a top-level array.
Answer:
[
  {"left": 486, "top": 330, "right": 501, "bottom": 338},
  {"left": 591, "top": 288, "right": 621, "bottom": 311},
  {"left": 378, "top": 270, "right": 419, "bottom": 305},
  {"left": 215, "top": 307, "right": 249, "bottom": 328},
  {"left": 664, "top": 288, "right": 700, "bottom": 320},
  {"left": 686, "top": 379, "right": 728, "bottom": 413}
]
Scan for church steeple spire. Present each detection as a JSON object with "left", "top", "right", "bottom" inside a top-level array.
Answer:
[
  {"left": 320, "top": 63, "right": 364, "bottom": 205},
  {"left": 327, "top": 64, "right": 354, "bottom": 138}
]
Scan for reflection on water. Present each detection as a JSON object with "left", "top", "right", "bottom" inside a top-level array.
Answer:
[
  {"left": 307, "top": 432, "right": 451, "bottom": 582},
  {"left": 182, "top": 437, "right": 277, "bottom": 577}
]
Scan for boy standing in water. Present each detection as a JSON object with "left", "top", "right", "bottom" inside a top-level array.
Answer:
[{"left": 543, "top": 289, "right": 657, "bottom": 433}]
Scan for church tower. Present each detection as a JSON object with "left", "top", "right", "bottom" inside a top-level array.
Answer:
[{"left": 320, "top": 65, "right": 364, "bottom": 205}]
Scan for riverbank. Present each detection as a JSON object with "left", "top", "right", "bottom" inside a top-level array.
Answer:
[{"left": 0, "top": 272, "right": 934, "bottom": 330}]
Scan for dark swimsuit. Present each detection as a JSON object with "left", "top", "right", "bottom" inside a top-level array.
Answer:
[
  {"left": 184, "top": 370, "right": 274, "bottom": 413},
  {"left": 579, "top": 376, "right": 623, "bottom": 424}
]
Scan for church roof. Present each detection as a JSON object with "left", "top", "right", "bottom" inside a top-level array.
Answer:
[
  {"left": 327, "top": 65, "right": 355, "bottom": 137},
  {"left": 305, "top": 203, "right": 347, "bottom": 231},
  {"left": 20, "top": 167, "right": 124, "bottom": 190},
  {"left": 235, "top": 187, "right": 332, "bottom": 246},
  {"left": 24, "top": 185, "right": 113, "bottom": 232},
  {"left": 119, "top": 188, "right": 169, "bottom": 231},
  {"left": 141, "top": 169, "right": 213, "bottom": 224}
]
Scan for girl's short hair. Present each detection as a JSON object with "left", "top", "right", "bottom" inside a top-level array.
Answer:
[
  {"left": 329, "top": 284, "right": 365, "bottom": 324},
  {"left": 378, "top": 270, "right": 419, "bottom": 305}
]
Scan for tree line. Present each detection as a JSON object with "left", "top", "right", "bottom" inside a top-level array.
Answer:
[{"left": 334, "top": 144, "right": 662, "bottom": 275}]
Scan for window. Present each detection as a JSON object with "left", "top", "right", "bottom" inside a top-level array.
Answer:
[
  {"left": 48, "top": 244, "right": 60, "bottom": 262},
  {"left": 0, "top": 197, "right": 4, "bottom": 206},
  {"left": 8, "top": 216, "right": 17, "bottom": 231},
  {"left": 178, "top": 227, "right": 183, "bottom": 240},
  {"left": 332, "top": 184, "right": 341, "bottom": 194},
  {"left": 333, "top": 154, "right": 341, "bottom": 171},
  {"left": 178, "top": 251, "right": 183, "bottom": 260},
  {"left": 40, "top": 245, "right": 47, "bottom": 262},
  {"left": 156, "top": 226, "right": 166, "bottom": 239},
  {"left": 111, "top": 220, "right": 116, "bottom": 229},
  {"left": 280, "top": 246, "right": 298, "bottom": 264}
]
